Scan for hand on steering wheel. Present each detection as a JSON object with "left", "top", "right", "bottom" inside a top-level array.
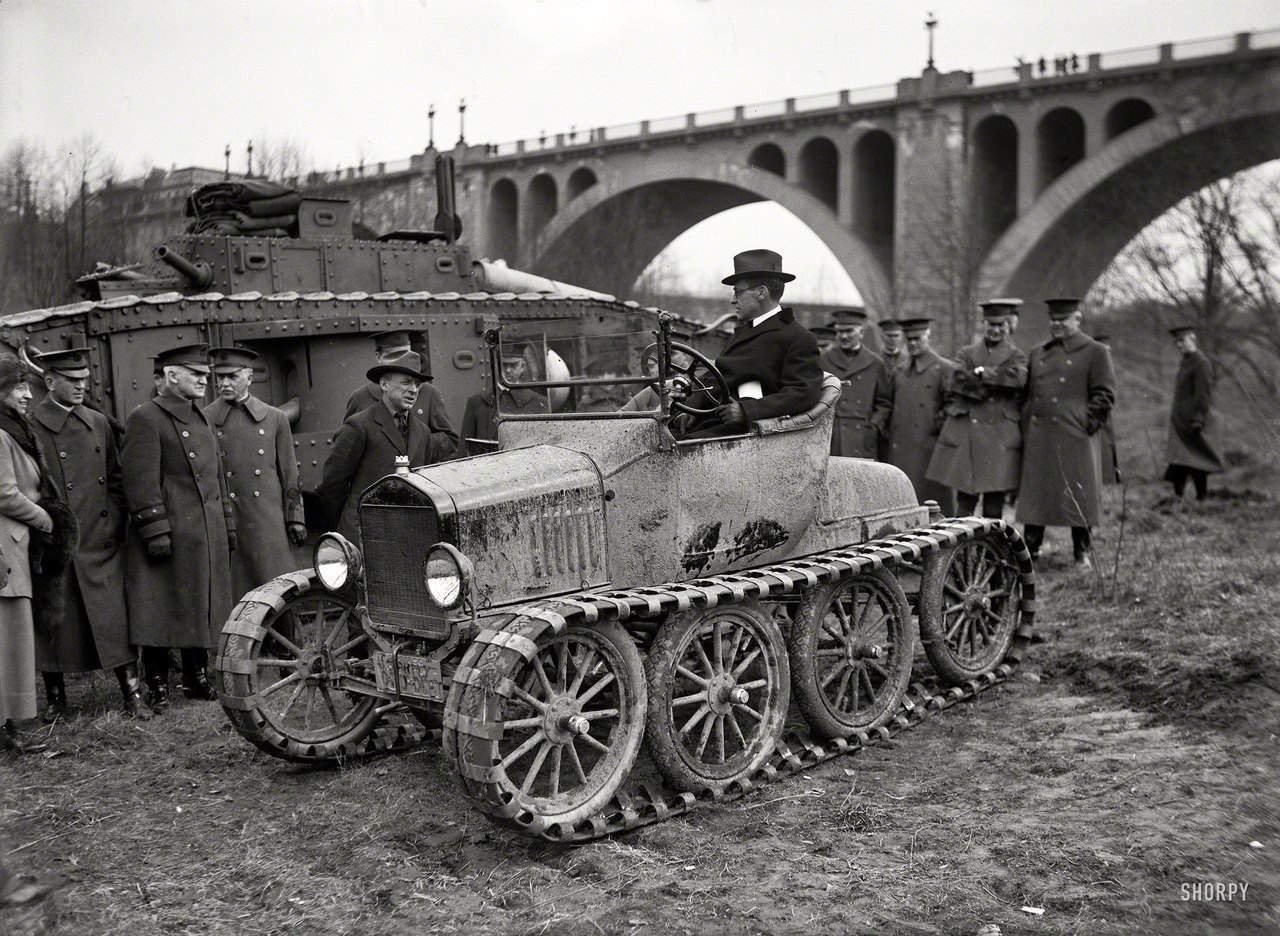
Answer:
[{"left": 639, "top": 341, "right": 731, "bottom": 416}]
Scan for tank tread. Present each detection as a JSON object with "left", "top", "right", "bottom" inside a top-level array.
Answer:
[{"left": 444, "top": 517, "right": 1036, "bottom": 842}]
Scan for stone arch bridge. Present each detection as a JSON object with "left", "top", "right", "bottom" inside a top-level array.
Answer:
[{"left": 308, "top": 30, "right": 1280, "bottom": 347}]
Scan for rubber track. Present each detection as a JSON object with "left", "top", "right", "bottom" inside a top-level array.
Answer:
[{"left": 441, "top": 517, "right": 1036, "bottom": 842}]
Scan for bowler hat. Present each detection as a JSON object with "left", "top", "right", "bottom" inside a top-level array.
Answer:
[
  {"left": 1044, "top": 297, "right": 1082, "bottom": 319},
  {"left": 721, "top": 249, "right": 795, "bottom": 286},
  {"left": 367, "top": 351, "right": 431, "bottom": 383},
  {"left": 898, "top": 317, "right": 933, "bottom": 335},
  {"left": 38, "top": 348, "right": 91, "bottom": 379},
  {"left": 155, "top": 344, "right": 211, "bottom": 373},
  {"left": 209, "top": 346, "right": 260, "bottom": 374}
]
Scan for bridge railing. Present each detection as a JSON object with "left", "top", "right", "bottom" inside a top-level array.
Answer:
[{"left": 320, "top": 26, "right": 1280, "bottom": 173}]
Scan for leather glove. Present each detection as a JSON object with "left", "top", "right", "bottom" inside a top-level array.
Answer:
[
  {"left": 1085, "top": 418, "right": 1101, "bottom": 436},
  {"left": 146, "top": 533, "right": 172, "bottom": 561},
  {"left": 287, "top": 522, "right": 307, "bottom": 547},
  {"left": 227, "top": 530, "right": 238, "bottom": 553},
  {"left": 716, "top": 401, "right": 747, "bottom": 429}
]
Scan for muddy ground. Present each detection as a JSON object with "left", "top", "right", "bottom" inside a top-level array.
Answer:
[{"left": 2, "top": 480, "right": 1277, "bottom": 936}]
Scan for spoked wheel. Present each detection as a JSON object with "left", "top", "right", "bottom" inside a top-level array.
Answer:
[
  {"left": 645, "top": 602, "right": 789, "bottom": 792},
  {"left": 919, "top": 532, "right": 1022, "bottom": 685},
  {"left": 788, "top": 568, "right": 913, "bottom": 739},
  {"left": 217, "top": 571, "right": 379, "bottom": 762},
  {"left": 446, "top": 617, "right": 646, "bottom": 836}
]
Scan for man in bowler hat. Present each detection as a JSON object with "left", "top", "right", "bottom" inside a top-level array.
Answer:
[
  {"left": 121, "top": 344, "right": 236, "bottom": 709},
  {"left": 204, "top": 347, "right": 306, "bottom": 600},
  {"left": 344, "top": 330, "right": 458, "bottom": 459},
  {"left": 319, "top": 351, "right": 447, "bottom": 542},
  {"left": 31, "top": 348, "right": 150, "bottom": 719},
  {"left": 680, "top": 249, "right": 822, "bottom": 437}
]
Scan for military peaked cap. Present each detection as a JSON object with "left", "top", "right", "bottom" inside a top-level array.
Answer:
[
  {"left": 209, "top": 346, "right": 260, "bottom": 373},
  {"left": 876, "top": 319, "right": 904, "bottom": 332},
  {"left": 38, "top": 348, "right": 91, "bottom": 379},
  {"left": 898, "top": 317, "right": 933, "bottom": 334},
  {"left": 979, "top": 298, "right": 1023, "bottom": 319},
  {"left": 155, "top": 344, "right": 211, "bottom": 373},
  {"left": 371, "top": 330, "right": 413, "bottom": 354},
  {"left": 1043, "top": 297, "right": 1083, "bottom": 319},
  {"left": 830, "top": 308, "right": 869, "bottom": 325},
  {"left": 1167, "top": 323, "right": 1197, "bottom": 337}
]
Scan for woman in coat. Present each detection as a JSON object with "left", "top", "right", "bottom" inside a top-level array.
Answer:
[{"left": 0, "top": 353, "right": 53, "bottom": 753}]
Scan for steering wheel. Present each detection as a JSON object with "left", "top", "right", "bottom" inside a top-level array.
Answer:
[{"left": 639, "top": 341, "right": 731, "bottom": 416}]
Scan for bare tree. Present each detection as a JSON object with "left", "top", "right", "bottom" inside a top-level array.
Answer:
[{"left": 249, "top": 135, "right": 313, "bottom": 183}]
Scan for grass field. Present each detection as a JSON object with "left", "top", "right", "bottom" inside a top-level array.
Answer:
[{"left": 3, "top": 360, "right": 1278, "bottom": 935}]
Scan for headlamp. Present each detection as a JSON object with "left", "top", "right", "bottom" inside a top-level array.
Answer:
[
  {"left": 314, "top": 533, "right": 362, "bottom": 592},
  {"left": 424, "top": 543, "right": 473, "bottom": 610}
]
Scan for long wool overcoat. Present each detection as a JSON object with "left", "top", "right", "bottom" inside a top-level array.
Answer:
[
  {"left": 1164, "top": 349, "right": 1224, "bottom": 474},
  {"left": 204, "top": 395, "right": 304, "bottom": 600},
  {"left": 459, "top": 387, "right": 547, "bottom": 456},
  {"left": 317, "top": 401, "right": 434, "bottom": 543},
  {"left": 685, "top": 308, "right": 823, "bottom": 433},
  {"left": 343, "top": 381, "right": 459, "bottom": 460},
  {"left": 1016, "top": 333, "right": 1116, "bottom": 527},
  {"left": 121, "top": 395, "right": 235, "bottom": 649},
  {"left": 819, "top": 345, "right": 893, "bottom": 459},
  {"left": 886, "top": 348, "right": 956, "bottom": 514},
  {"left": 30, "top": 399, "right": 132, "bottom": 671},
  {"left": 927, "top": 339, "right": 1028, "bottom": 495}
]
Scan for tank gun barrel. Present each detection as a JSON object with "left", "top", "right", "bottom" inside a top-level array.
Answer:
[
  {"left": 155, "top": 245, "right": 213, "bottom": 289},
  {"left": 472, "top": 261, "right": 614, "bottom": 300}
]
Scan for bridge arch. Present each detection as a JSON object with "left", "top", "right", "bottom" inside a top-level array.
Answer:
[
  {"left": 528, "top": 162, "right": 891, "bottom": 309},
  {"left": 748, "top": 142, "right": 786, "bottom": 177},
  {"left": 970, "top": 114, "right": 1019, "bottom": 256},
  {"left": 852, "top": 130, "right": 895, "bottom": 257},
  {"left": 798, "top": 136, "right": 839, "bottom": 210},
  {"left": 527, "top": 173, "right": 557, "bottom": 239},
  {"left": 567, "top": 167, "right": 597, "bottom": 201},
  {"left": 1036, "top": 106, "right": 1086, "bottom": 193},
  {"left": 1106, "top": 98, "right": 1157, "bottom": 141},
  {"left": 488, "top": 178, "right": 519, "bottom": 264},
  {"left": 975, "top": 105, "right": 1280, "bottom": 340}
]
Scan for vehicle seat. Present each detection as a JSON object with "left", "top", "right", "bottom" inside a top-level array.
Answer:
[{"left": 751, "top": 372, "right": 844, "bottom": 436}]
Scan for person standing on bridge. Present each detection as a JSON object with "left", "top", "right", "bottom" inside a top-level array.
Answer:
[
  {"left": 1016, "top": 299, "right": 1116, "bottom": 568},
  {"left": 1163, "top": 324, "right": 1223, "bottom": 501},
  {"left": 820, "top": 307, "right": 892, "bottom": 459}
]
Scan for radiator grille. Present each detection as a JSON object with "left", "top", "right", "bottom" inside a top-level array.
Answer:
[{"left": 360, "top": 503, "right": 447, "bottom": 638}]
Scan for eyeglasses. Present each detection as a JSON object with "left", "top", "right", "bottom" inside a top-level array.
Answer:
[{"left": 732, "top": 286, "right": 760, "bottom": 296}]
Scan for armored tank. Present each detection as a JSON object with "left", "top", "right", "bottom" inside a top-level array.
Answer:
[
  {"left": 215, "top": 313, "right": 1037, "bottom": 842},
  {"left": 0, "top": 157, "right": 720, "bottom": 531}
]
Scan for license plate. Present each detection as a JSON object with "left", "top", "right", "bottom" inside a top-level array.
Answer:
[{"left": 372, "top": 651, "right": 444, "bottom": 702}]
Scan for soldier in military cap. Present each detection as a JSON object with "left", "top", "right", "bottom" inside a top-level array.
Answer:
[
  {"left": 121, "top": 344, "right": 236, "bottom": 709},
  {"left": 343, "top": 330, "right": 459, "bottom": 458},
  {"left": 319, "top": 351, "right": 448, "bottom": 542},
  {"left": 1017, "top": 298, "right": 1116, "bottom": 568},
  {"left": 820, "top": 307, "right": 892, "bottom": 459},
  {"left": 31, "top": 348, "right": 149, "bottom": 719},
  {"left": 928, "top": 299, "right": 1029, "bottom": 518},
  {"left": 885, "top": 318, "right": 956, "bottom": 514},
  {"left": 204, "top": 347, "right": 306, "bottom": 600},
  {"left": 877, "top": 319, "right": 908, "bottom": 373},
  {"left": 1163, "top": 324, "right": 1223, "bottom": 500},
  {"left": 809, "top": 323, "right": 836, "bottom": 354},
  {"left": 459, "top": 343, "right": 547, "bottom": 456}
]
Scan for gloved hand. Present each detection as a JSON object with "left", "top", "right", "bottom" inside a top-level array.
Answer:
[
  {"left": 146, "top": 534, "right": 172, "bottom": 561},
  {"left": 287, "top": 522, "right": 307, "bottom": 547},
  {"left": 716, "top": 401, "right": 746, "bottom": 429},
  {"left": 1085, "top": 417, "right": 1101, "bottom": 436},
  {"left": 227, "top": 530, "right": 238, "bottom": 553}
]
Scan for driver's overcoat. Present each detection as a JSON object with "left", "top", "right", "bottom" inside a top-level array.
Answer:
[{"left": 688, "top": 308, "right": 822, "bottom": 428}]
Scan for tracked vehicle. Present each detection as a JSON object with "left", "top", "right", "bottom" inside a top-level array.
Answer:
[{"left": 215, "top": 315, "right": 1036, "bottom": 842}]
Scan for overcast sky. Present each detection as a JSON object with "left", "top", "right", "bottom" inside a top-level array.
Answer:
[{"left": 3, "top": 0, "right": 1277, "bottom": 302}]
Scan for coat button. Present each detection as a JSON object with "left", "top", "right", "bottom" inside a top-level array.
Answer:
[
  {"left": 100, "top": 510, "right": 108, "bottom": 518},
  {"left": 253, "top": 491, "right": 260, "bottom": 497},
  {"left": 254, "top": 469, "right": 261, "bottom": 476},
  {"left": 59, "top": 452, "right": 67, "bottom": 459},
  {"left": 217, "top": 430, "right": 223, "bottom": 437},
  {"left": 258, "top": 449, "right": 265, "bottom": 455},
  {"left": 229, "top": 492, "right": 236, "bottom": 499},
  {"left": 182, "top": 431, "right": 189, "bottom": 438},
  {"left": 259, "top": 428, "right": 265, "bottom": 435},
  {"left": 189, "top": 452, "right": 196, "bottom": 458},
  {"left": 97, "top": 477, "right": 104, "bottom": 484},
  {"left": 66, "top": 482, "right": 74, "bottom": 491}
]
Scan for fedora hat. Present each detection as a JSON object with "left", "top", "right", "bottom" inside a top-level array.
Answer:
[
  {"left": 721, "top": 249, "right": 795, "bottom": 286},
  {"left": 367, "top": 351, "right": 431, "bottom": 383}
]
